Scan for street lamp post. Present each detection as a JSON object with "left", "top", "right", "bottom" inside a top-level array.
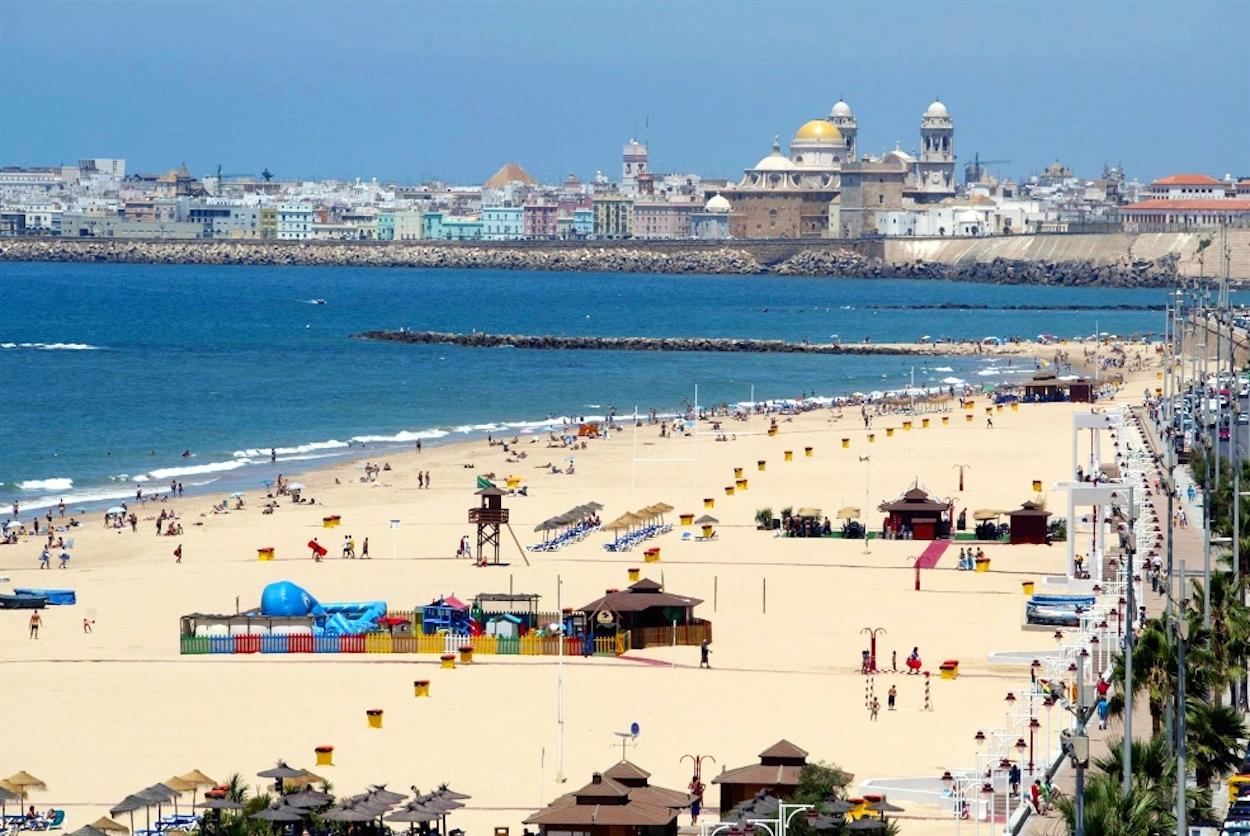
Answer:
[{"left": 1175, "top": 566, "right": 1189, "bottom": 836}]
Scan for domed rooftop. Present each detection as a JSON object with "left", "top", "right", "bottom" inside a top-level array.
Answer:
[
  {"left": 705, "top": 193, "right": 731, "bottom": 213},
  {"left": 830, "top": 100, "right": 853, "bottom": 118},
  {"left": 793, "top": 119, "right": 842, "bottom": 143},
  {"left": 754, "top": 138, "right": 798, "bottom": 171},
  {"left": 924, "top": 100, "right": 948, "bottom": 118}
]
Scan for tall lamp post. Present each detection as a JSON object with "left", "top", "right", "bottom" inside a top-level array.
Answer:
[{"left": 1175, "top": 561, "right": 1189, "bottom": 836}]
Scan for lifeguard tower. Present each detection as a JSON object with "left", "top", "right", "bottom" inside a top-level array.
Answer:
[{"left": 469, "top": 486, "right": 509, "bottom": 565}]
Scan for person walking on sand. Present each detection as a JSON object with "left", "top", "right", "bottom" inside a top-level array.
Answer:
[
  {"left": 699, "top": 639, "right": 711, "bottom": 668},
  {"left": 361, "top": 537, "right": 370, "bottom": 559},
  {"left": 887, "top": 684, "right": 897, "bottom": 710},
  {"left": 29, "top": 611, "right": 41, "bottom": 639},
  {"left": 83, "top": 617, "right": 94, "bottom": 634},
  {"left": 174, "top": 544, "right": 182, "bottom": 563},
  {"left": 424, "top": 471, "right": 431, "bottom": 489},
  {"left": 416, "top": 439, "right": 422, "bottom": 454},
  {"left": 418, "top": 471, "right": 425, "bottom": 489},
  {"left": 39, "top": 547, "right": 51, "bottom": 569},
  {"left": 869, "top": 696, "right": 880, "bottom": 720},
  {"left": 59, "top": 550, "right": 70, "bottom": 568},
  {"left": 986, "top": 416, "right": 994, "bottom": 429}
]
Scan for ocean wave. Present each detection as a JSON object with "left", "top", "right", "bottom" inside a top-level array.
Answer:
[
  {"left": 13, "top": 486, "right": 138, "bottom": 512},
  {"left": 350, "top": 429, "right": 449, "bottom": 444},
  {"left": 145, "top": 459, "right": 254, "bottom": 480},
  {"left": 15, "top": 477, "right": 74, "bottom": 491},
  {"left": 1, "top": 342, "right": 102, "bottom": 351},
  {"left": 933, "top": 366, "right": 954, "bottom": 372},
  {"left": 232, "top": 440, "right": 350, "bottom": 458}
]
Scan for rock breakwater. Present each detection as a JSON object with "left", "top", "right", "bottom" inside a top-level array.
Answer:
[
  {"left": 0, "top": 237, "right": 1192, "bottom": 287},
  {"left": 356, "top": 330, "right": 974, "bottom": 356}
]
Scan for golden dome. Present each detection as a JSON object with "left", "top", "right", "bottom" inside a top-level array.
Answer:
[{"left": 794, "top": 119, "right": 842, "bottom": 143}]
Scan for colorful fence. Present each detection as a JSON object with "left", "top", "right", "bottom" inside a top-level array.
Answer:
[{"left": 180, "top": 629, "right": 635, "bottom": 657}]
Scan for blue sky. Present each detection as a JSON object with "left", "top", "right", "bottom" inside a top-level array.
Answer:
[{"left": 2, "top": 0, "right": 1247, "bottom": 185}]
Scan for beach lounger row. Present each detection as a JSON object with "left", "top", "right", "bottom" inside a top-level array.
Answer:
[
  {"left": 602, "top": 523, "right": 672, "bottom": 552},
  {"left": 527, "top": 522, "right": 601, "bottom": 552}
]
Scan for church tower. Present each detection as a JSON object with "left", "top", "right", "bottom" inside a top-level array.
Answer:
[
  {"left": 917, "top": 99, "right": 955, "bottom": 199},
  {"left": 828, "top": 99, "right": 858, "bottom": 162}
]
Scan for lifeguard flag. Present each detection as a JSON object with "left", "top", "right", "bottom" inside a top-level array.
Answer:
[{"left": 475, "top": 476, "right": 496, "bottom": 491}]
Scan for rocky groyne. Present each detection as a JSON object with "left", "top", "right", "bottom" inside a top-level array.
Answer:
[
  {"left": 0, "top": 236, "right": 1204, "bottom": 287},
  {"left": 356, "top": 329, "right": 982, "bottom": 356}
]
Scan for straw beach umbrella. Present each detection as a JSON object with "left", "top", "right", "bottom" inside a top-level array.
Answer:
[
  {"left": 110, "top": 794, "right": 151, "bottom": 835},
  {"left": 176, "top": 770, "right": 216, "bottom": 811},
  {"left": 195, "top": 796, "right": 245, "bottom": 836},
  {"left": 257, "top": 761, "right": 304, "bottom": 796},
  {"left": 836, "top": 507, "right": 860, "bottom": 520},
  {"left": 365, "top": 785, "right": 406, "bottom": 805},
  {"left": 68, "top": 826, "right": 109, "bottom": 836},
  {"left": 0, "top": 784, "right": 19, "bottom": 823},
  {"left": 283, "top": 786, "right": 331, "bottom": 809},
  {"left": 89, "top": 817, "right": 129, "bottom": 833},
  {"left": 163, "top": 777, "right": 195, "bottom": 816},
  {"left": 432, "top": 785, "right": 470, "bottom": 801},
  {"left": 4, "top": 772, "right": 46, "bottom": 792}
]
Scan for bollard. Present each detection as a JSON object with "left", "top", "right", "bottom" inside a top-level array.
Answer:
[
  {"left": 413, "top": 680, "right": 430, "bottom": 697},
  {"left": 924, "top": 671, "right": 933, "bottom": 710},
  {"left": 366, "top": 709, "right": 383, "bottom": 729},
  {"left": 315, "top": 745, "right": 334, "bottom": 765}
]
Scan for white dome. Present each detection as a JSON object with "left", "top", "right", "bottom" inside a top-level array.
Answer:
[
  {"left": 705, "top": 193, "right": 731, "bottom": 213},
  {"left": 754, "top": 151, "right": 797, "bottom": 172},
  {"left": 925, "top": 100, "right": 948, "bottom": 118},
  {"left": 830, "top": 100, "right": 853, "bottom": 117}
]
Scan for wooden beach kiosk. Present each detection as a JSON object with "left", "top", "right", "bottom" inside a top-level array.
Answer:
[
  {"left": 711, "top": 740, "right": 809, "bottom": 814},
  {"left": 525, "top": 763, "right": 693, "bottom": 836},
  {"left": 1008, "top": 501, "right": 1052, "bottom": 545},
  {"left": 579, "top": 578, "right": 709, "bottom": 649},
  {"left": 877, "top": 485, "right": 952, "bottom": 540}
]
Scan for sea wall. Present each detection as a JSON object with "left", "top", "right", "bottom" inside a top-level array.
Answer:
[{"left": 3, "top": 231, "right": 1245, "bottom": 285}]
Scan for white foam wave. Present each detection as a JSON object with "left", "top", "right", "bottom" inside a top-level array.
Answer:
[
  {"left": 933, "top": 366, "right": 954, "bottom": 372},
  {"left": 15, "top": 486, "right": 139, "bottom": 512},
  {"left": 145, "top": 459, "right": 254, "bottom": 480},
  {"left": 349, "top": 429, "right": 449, "bottom": 444},
  {"left": 232, "top": 440, "right": 349, "bottom": 458},
  {"left": 16, "top": 477, "right": 74, "bottom": 491},
  {"left": 0, "top": 342, "right": 102, "bottom": 351}
]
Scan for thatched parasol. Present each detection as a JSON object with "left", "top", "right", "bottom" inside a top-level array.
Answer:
[
  {"left": 69, "top": 827, "right": 109, "bottom": 836},
  {"left": 5, "top": 772, "right": 46, "bottom": 791},
  {"left": 249, "top": 804, "right": 303, "bottom": 823},
  {"left": 652, "top": 502, "right": 673, "bottom": 513},
  {"left": 176, "top": 770, "right": 216, "bottom": 811},
  {"left": 693, "top": 515, "right": 719, "bottom": 525},
  {"left": 89, "top": 817, "right": 129, "bottom": 833},
  {"left": 0, "top": 783, "right": 20, "bottom": 825},
  {"left": 195, "top": 799, "right": 244, "bottom": 811},
  {"left": 847, "top": 818, "right": 885, "bottom": 830},
  {"left": 432, "top": 785, "right": 471, "bottom": 801},
  {"left": 366, "top": 785, "right": 406, "bottom": 805},
  {"left": 835, "top": 507, "right": 860, "bottom": 520},
  {"left": 283, "top": 787, "right": 332, "bottom": 809},
  {"left": 258, "top": 761, "right": 304, "bottom": 795},
  {"left": 320, "top": 804, "right": 376, "bottom": 823},
  {"left": 972, "top": 509, "right": 1008, "bottom": 521},
  {"left": 110, "top": 794, "right": 154, "bottom": 834},
  {"left": 283, "top": 771, "right": 325, "bottom": 791},
  {"left": 865, "top": 800, "right": 905, "bottom": 814}
]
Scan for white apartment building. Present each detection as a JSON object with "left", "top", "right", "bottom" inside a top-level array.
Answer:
[{"left": 276, "top": 202, "right": 313, "bottom": 240}]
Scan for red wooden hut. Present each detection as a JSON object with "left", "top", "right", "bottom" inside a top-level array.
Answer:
[
  {"left": 1008, "top": 501, "right": 1052, "bottom": 545},
  {"left": 878, "top": 485, "right": 952, "bottom": 540}
]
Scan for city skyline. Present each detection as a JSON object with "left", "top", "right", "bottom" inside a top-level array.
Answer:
[{"left": 2, "top": 0, "right": 1248, "bottom": 185}]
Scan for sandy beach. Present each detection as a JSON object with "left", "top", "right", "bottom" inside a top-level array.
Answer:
[{"left": 0, "top": 352, "right": 1156, "bottom": 836}]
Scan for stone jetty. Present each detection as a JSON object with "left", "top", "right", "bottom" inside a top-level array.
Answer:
[
  {"left": 0, "top": 235, "right": 1223, "bottom": 286},
  {"left": 355, "top": 329, "right": 981, "bottom": 356}
]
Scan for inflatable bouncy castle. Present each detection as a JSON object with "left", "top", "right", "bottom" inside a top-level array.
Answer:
[{"left": 259, "top": 580, "right": 386, "bottom": 636}]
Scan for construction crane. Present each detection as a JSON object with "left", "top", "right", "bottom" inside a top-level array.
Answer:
[
  {"left": 964, "top": 152, "right": 1011, "bottom": 185},
  {"left": 213, "top": 164, "right": 256, "bottom": 196}
]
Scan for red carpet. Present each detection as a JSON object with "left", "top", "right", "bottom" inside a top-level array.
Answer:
[{"left": 913, "top": 540, "right": 950, "bottom": 569}]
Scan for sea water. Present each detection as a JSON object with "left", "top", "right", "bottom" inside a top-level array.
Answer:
[{"left": 0, "top": 261, "right": 1196, "bottom": 512}]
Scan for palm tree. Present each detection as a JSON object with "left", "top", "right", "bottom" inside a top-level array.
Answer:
[
  {"left": 1055, "top": 771, "right": 1168, "bottom": 836},
  {"left": 1183, "top": 699, "right": 1249, "bottom": 786},
  {"left": 1092, "top": 736, "right": 1172, "bottom": 791},
  {"left": 1112, "top": 620, "right": 1178, "bottom": 735},
  {"left": 1188, "top": 563, "right": 1250, "bottom": 707}
]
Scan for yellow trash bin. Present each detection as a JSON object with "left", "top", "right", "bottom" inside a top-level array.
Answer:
[
  {"left": 767, "top": 424, "right": 778, "bottom": 437},
  {"left": 704, "top": 497, "right": 715, "bottom": 508},
  {"left": 628, "top": 567, "right": 640, "bottom": 582},
  {"left": 903, "top": 421, "right": 912, "bottom": 432},
  {"left": 736, "top": 478, "right": 748, "bottom": 491},
  {"left": 868, "top": 433, "right": 875, "bottom": 443},
  {"left": 733, "top": 467, "right": 744, "bottom": 479},
  {"left": 440, "top": 653, "right": 456, "bottom": 670},
  {"left": 975, "top": 558, "right": 990, "bottom": 573},
  {"left": 942, "top": 416, "right": 949, "bottom": 426},
  {"left": 701, "top": 524, "right": 715, "bottom": 539},
  {"left": 459, "top": 645, "right": 474, "bottom": 664},
  {"left": 804, "top": 447, "right": 813, "bottom": 458},
  {"left": 645, "top": 547, "right": 661, "bottom": 563},
  {"left": 841, "top": 438, "right": 850, "bottom": 448},
  {"left": 724, "top": 485, "right": 735, "bottom": 496},
  {"left": 996, "top": 404, "right": 1003, "bottom": 413},
  {"left": 757, "top": 460, "right": 766, "bottom": 472},
  {"left": 366, "top": 709, "right": 383, "bottom": 729},
  {"left": 784, "top": 450, "right": 793, "bottom": 461},
  {"left": 1032, "top": 480, "right": 1042, "bottom": 492},
  {"left": 315, "top": 745, "right": 334, "bottom": 765},
  {"left": 680, "top": 513, "right": 695, "bottom": 526},
  {"left": 1022, "top": 581, "right": 1035, "bottom": 596},
  {"left": 1011, "top": 402, "right": 1019, "bottom": 412},
  {"left": 922, "top": 418, "right": 930, "bottom": 428},
  {"left": 413, "top": 680, "right": 430, "bottom": 697},
  {"left": 886, "top": 427, "right": 894, "bottom": 437},
  {"left": 966, "top": 414, "right": 974, "bottom": 423},
  {"left": 257, "top": 547, "right": 275, "bottom": 561},
  {"left": 939, "top": 661, "right": 959, "bottom": 680},
  {"left": 322, "top": 515, "right": 341, "bottom": 529}
]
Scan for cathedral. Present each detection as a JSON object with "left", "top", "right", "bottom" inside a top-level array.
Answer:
[{"left": 723, "top": 99, "right": 956, "bottom": 239}]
